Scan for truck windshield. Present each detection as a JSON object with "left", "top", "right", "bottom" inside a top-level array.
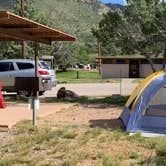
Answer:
[{"left": 39, "top": 61, "right": 52, "bottom": 70}]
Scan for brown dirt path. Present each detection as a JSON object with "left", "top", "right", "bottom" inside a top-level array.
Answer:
[
  {"left": 0, "top": 102, "right": 123, "bottom": 130},
  {"left": 0, "top": 102, "right": 72, "bottom": 128}
]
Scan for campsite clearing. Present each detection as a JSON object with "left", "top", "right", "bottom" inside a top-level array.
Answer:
[{"left": 0, "top": 100, "right": 166, "bottom": 165}]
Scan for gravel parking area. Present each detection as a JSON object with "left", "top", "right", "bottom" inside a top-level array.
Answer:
[{"left": 43, "top": 79, "right": 137, "bottom": 98}]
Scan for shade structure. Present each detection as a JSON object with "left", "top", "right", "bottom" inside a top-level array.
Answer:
[
  {"left": 0, "top": 11, "right": 76, "bottom": 126},
  {"left": 0, "top": 11, "right": 76, "bottom": 44},
  {"left": 120, "top": 71, "right": 166, "bottom": 136}
]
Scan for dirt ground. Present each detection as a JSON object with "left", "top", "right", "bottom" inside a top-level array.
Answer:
[
  {"left": 0, "top": 101, "right": 123, "bottom": 129},
  {"left": 40, "top": 103, "right": 123, "bottom": 130}
]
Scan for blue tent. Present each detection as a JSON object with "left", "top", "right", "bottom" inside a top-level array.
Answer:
[{"left": 120, "top": 71, "right": 166, "bottom": 135}]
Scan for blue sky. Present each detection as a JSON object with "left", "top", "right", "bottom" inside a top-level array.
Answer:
[{"left": 100, "top": 0, "right": 127, "bottom": 5}]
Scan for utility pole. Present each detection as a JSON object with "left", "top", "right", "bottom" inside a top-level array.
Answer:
[
  {"left": 21, "top": 0, "right": 26, "bottom": 59},
  {"left": 97, "top": 41, "right": 102, "bottom": 75}
]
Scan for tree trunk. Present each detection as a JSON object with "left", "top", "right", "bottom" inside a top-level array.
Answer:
[
  {"left": 162, "top": 48, "right": 166, "bottom": 71},
  {"left": 144, "top": 54, "right": 156, "bottom": 73}
]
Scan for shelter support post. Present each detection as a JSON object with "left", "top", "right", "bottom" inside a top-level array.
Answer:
[
  {"left": 97, "top": 41, "right": 102, "bottom": 75},
  {"left": 32, "top": 42, "right": 39, "bottom": 125},
  {"left": 21, "top": 0, "right": 26, "bottom": 59}
]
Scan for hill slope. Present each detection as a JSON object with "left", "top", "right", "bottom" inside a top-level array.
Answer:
[
  {"left": 34, "top": 0, "right": 101, "bottom": 43},
  {"left": 0, "top": 0, "right": 121, "bottom": 45},
  {"left": 0, "top": 0, "right": 13, "bottom": 10},
  {"left": 0, "top": 0, "right": 123, "bottom": 61},
  {"left": 105, "top": 3, "right": 125, "bottom": 10}
]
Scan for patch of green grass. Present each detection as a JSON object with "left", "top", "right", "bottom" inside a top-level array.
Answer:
[
  {"left": 14, "top": 120, "right": 38, "bottom": 134},
  {"left": 1, "top": 117, "right": 166, "bottom": 165},
  {"left": 136, "top": 156, "right": 166, "bottom": 166},
  {"left": 128, "top": 151, "right": 140, "bottom": 159},
  {"left": 64, "top": 151, "right": 88, "bottom": 166},
  {"left": 50, "top": 127, "right": 78, "bottom": 140},
  {"left": 128, "top": 135, "right": 166, "bottom": 166},
  {"left": 57, "top": 69, "right": 120, "bottom": 84},
  {"left": 97, "top": 152, "right": 121, "bottom": 166},
  {"left": 0, "top": 156, "right": 40, "bottom": 166},
  {"left": 0, "top": 123, "right": 78, "bottom": 165},
  {"left": 110, "top": 129, "right": 129, "bottom": 140},
  {"left": 4, "top": 96, "right": 28, "bottom": 102},
  {"left": 128, "top": 132, "right": 146, "bottom": 144},
  {"left": 4, "top": 95, "right": 128, "bottom": 105},
  {"left": 155, "top": 138, "right": 166, "bottom": 156},
  {"left": 40, "top": 96, "right": 129, "bottom": 106},
  {"left": 79, "top": 128, "right": 103, "bottom": 145}
]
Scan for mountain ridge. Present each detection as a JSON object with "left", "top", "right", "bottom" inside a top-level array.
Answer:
[{"left": 105, "top": 3, "right": 125, "bottom": 10}]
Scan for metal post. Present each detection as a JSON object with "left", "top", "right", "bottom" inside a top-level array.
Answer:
[
  {"left": 21, "top": 0, "right": 26, "bottom": 59},
  {"left": 34, "top": 43, "right": 39, "bottom": 78},
  {"left": 76, "top": 70, "right": 79, "bottom": 79},
  {"left": 32, "top": 98, "right": 36, "bottom": 125},
  {"left": 120, "top": 69, "right": 122, "bottom": 95},
  {"left": 32, "top": 43, "right": 39, "bottom": 126},
  {"left": 97, "top": 41, "right": 102, "bottom": 75}
]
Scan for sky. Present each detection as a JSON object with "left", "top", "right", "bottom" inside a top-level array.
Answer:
[{"left": 100, "top": 0, "right": 127, "bottom": 5}]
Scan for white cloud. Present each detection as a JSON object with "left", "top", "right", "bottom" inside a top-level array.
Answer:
[{"left": 122, "top": 0, "right": 127, "bottom": 5}]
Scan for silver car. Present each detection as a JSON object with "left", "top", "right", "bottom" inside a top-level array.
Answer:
[{"left": 0, "top": 59, "right": 57, "bottom": 95}]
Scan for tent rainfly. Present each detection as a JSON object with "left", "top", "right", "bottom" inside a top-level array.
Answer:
[{"left": 120, "top": 71, "right": 166, "bottom": 136}]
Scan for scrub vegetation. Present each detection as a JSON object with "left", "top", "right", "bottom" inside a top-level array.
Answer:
[{"left": 0, "top": 119, "right": 166, "bottom": 166}]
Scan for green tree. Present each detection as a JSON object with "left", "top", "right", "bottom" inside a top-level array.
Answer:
[
  {"left": 93, "top": 0, "right": 166, "bottom": 71},
  {"left": 72, "top": 42, "right": 97, "bottom": 64},
  {"left": 0, "top": 0, "right": 53, "bottom": 59},
  {"left": 14, "top": 0, "right": 52, "bottom": 26},
  {"left": 51, "top": 42, "right": 74, "bottom": 71}
]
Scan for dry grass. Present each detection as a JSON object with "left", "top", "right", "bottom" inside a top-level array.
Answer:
[
  {"left": 0, "top": 120, "right": 166, "bottom": 166},
  {"left": 0, "top": 103, "right": 166, "bottom": 166}
]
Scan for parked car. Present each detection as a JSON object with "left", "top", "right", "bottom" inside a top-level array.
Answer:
[
  {"left": 0, "top": 59, "right": 57, "bottom": 95},
  {"left": 84, "top": 64, "right": 91, "bottom": 70},
  {"left": 39, "top": 60, "right": 56, "bottom": 87},
  {"left": 74, "top": 63, "right": 85, "bottom": 69}
]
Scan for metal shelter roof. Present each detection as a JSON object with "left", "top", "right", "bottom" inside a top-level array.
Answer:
[{"left": 0, "top": 11, "right": 76, "bottom": 44}]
